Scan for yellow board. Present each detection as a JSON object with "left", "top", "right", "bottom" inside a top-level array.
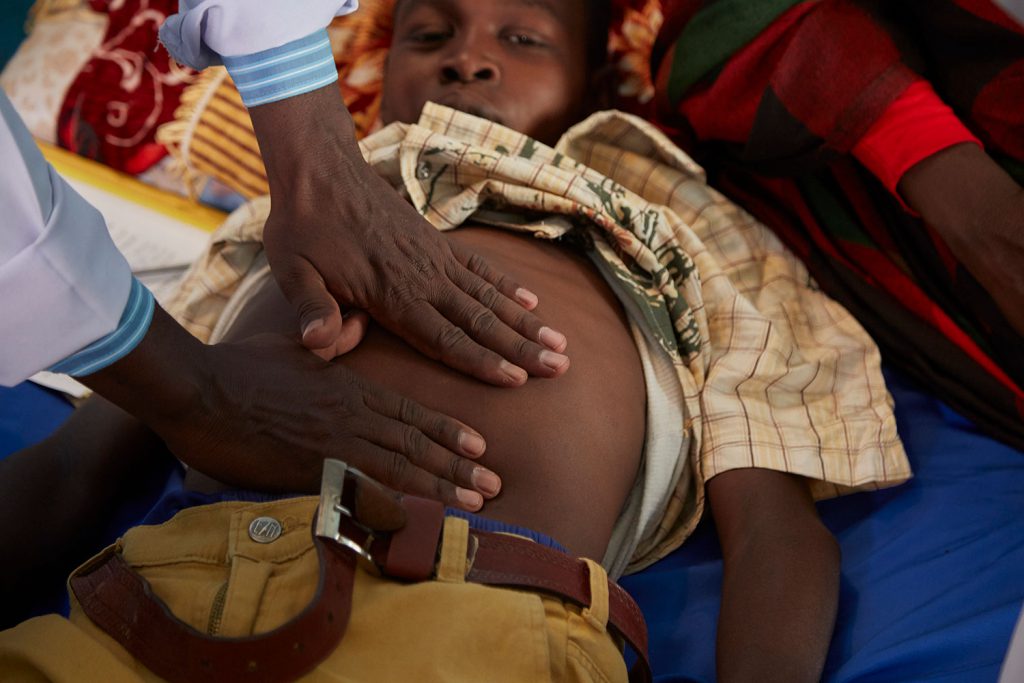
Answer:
[{"left": 36, "top": 141, "right": 227, "bottom": 233}]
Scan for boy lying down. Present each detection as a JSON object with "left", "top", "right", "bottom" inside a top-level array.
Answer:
[{"left": 0, "top": 0, "right": 910, "bottom": 680}]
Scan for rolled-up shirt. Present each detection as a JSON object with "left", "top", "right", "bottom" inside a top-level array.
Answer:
[{"left": 0, "top": 1, "right": 356, "bottom": 386}]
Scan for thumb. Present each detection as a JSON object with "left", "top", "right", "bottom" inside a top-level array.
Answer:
[
  {"left": 311, "top": 310, "right": 370, "bottom": 361},
  {"left": 275, "top": 259, "right": 344, "bottom": 352}
]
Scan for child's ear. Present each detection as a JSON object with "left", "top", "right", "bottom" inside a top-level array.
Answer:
[{"left": 584, "top": 63, "right": 618, "bottom": 113}]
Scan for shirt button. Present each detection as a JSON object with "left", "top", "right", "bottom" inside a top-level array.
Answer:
[
  {"left": 416, "top": 161, "right": 432, "bottom": 180},
  {"left": 248, "top": 516, "right": 283, "bottom": 544}
]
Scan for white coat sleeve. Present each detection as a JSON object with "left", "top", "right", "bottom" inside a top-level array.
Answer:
[
  {"left": 159, "top": 0, "right": 358, "bottom": 70},
  {"left": 0, "top": 89, "right": 154, "bottom": 387}
]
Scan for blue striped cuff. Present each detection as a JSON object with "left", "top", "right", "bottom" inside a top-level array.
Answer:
[
  {"left": 223, "top": 29, "right": 338, "bottom": 108},
  {"left": 50, "top": 277, "right": 155, "bottom": 378}
]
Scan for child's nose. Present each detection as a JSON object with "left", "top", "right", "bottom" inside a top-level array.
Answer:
[{"left": 440, "top": 50, "right": 498, "bottom": 84}]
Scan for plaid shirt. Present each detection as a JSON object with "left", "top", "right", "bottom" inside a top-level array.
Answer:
[{"left": 168, "top": 103, "right": 909, "bottom": 569}]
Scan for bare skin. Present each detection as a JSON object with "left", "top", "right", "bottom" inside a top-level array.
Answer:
[
  {"left": 252, "top": 89, "right": 570, "bottom": 384},
  {"left": 898, "top": 142, "right": 1024, "bottom": 338},
  {"left": 709, "top": 469, "right": 840, "bottom": 683},
  {"left": 180, "top": 217, "right": 840, "bottom": 683},
  {"left": 214, "top": 226, "right": 648, "bottom": 559},
  {"left": 207, "top": 223, "right": 840, "bottom": 683}
]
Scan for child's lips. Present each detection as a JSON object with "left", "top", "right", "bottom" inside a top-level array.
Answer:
[{"left": 435, "top": 90, "right": 504, "bottom": 126}]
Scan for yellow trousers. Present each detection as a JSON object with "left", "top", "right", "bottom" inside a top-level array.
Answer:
[{"left": 0, "top": 496, "right": 628, "bottom": 682}]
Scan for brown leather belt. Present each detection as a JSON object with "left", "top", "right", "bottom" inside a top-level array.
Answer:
[{"left": 71, "top": 494, "right": 652, "bottom": 683}]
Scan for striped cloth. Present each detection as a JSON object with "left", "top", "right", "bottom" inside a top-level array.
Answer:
[{"left": 166, "top": 103, "right": 909, "bottom": 569}]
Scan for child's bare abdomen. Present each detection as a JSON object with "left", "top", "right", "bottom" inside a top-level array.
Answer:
[{"left": 223, "top": 227, "right": 646, "bottom": 560}]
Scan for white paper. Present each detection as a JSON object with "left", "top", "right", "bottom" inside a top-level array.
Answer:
[{"left": 28, "top": 371, "right": 90, "bottom": 399}]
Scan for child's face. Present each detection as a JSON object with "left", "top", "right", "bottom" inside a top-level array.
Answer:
[{"left": 380, "top": 0, "right": 592, "bottom": 144}]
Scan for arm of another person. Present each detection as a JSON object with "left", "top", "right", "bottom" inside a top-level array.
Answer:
[
  {"left": 655, "top": 1, "right": 1023, "bottom": 337},
  {"left": 897, "top": 142, "right": 1024, "bottom": 336},
  {"left": 850, "top": 81, "right": 1024, "bottom": 337},
  {"left": 160, "top": 2, "right": 570, "bottom": 386},
  {"left": 708, "top": 468, "right": 841, "bottom": 683}
]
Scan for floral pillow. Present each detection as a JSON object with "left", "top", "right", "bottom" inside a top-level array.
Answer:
[
  {"left": 0, "top": 1, "right": 109, "bottom": 143},
  {"left": 2, "top": 0, "right": 198, "bottom": 182},
  {"left": 57, "top": 0, "right": 197, "bottom": 174}
]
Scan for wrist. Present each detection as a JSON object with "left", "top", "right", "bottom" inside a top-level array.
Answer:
[
  {"left": 897, "top": 143, "right": 1019, "bottom": 244},
  {"left": 853, "top": 80, "right": 981, "bottom": 204},
  {"left": 80, "top": 305, "right": 209, "bottom": 433},
  {"left": 248, "top": 84, "right": 365, "bottom": 202}
]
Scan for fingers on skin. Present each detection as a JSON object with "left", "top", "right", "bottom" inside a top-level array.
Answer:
[
  {"left": 384, "top": 300, "right": 531, "bottom": 387},
  {"left": 353, "top": 433, "right": 486, "bottom": 511},
  {"left": 363, "top": 390, "right": 488, "bottom": 459},
  {"left": 378, "top": 253, "right": 570, "bottom": 384},
  {"left": 436, "top": 285, "right": 570, "bottom": 380},
  {"left": 273, "top": 258, "right": 344, "bottom": 351},
  {"left": 359, "top": 410, "right": 500, "bottom": 498},
  {"left": 451, "top": 242, "right": 540, "bottom": 311},
  {"left": 452, "top": 249, "right": 570, "bottom": 355},
  {"left": 361, "top": 390, "right": 501, "bottom": 502},
  {"left": 448, "top": 249, "right": 569, "bottom": 353}
]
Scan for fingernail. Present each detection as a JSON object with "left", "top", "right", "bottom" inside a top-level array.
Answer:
[
  {"left": 472, "top": 467, "right": 501, "bottom": 496},
  {"left": 459, "top": 431, "right": 486, "bottom": 456},
  {"left": 539, "top": 350, "right": 569, "bottom": 372},
  {"left": 500, "top": 361, "right": 527, "bottom": 385},
  {"left": 456, "top": 487, "right": 484, "bottom": 510},
  {"left": 301, "top": 318, "right": 324, "bottom": 341},
  {"left": 538, "top": 326, "right": 567, "bottom": 351},
  {"left": 515, "top": 288, "right": 538, "bottom": 308}
]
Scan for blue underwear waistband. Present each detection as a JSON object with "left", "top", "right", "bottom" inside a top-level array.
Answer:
[{"left": 141, "top": 489, "right": 567, "bottom": 554}]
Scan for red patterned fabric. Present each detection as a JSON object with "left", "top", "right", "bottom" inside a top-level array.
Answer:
[
  {"left": 852, "top": 81, "right": 981, "bottom": 200},
  {"left": 58, "top": 0, "right": 197, "bottom": 174},
  {"left": 651, "top": 0, "right": 1024, "bottom": 448}
]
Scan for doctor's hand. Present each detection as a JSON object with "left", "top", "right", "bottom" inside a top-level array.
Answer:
[
  {"left": 248, "top": 84, "right": 570, "bottom": 387},
  {"left": 82, "top": 306, "right": 500, "bottom": 511}
]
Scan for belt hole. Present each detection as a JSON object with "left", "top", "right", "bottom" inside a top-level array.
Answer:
[
  {"left": 200, "top": 658, "right": 212, "bottom": 670},
  {"left": 293, "top": 641, "right": 305, "bottom": 652},
  {"left": 247, "top": 661, "right": 258, "bottom": 672},
  {"left": 327, "top": 611, "right": 334, "bottom": 623}
]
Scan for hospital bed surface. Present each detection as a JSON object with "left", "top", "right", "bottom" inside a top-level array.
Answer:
[{"left": 2, "top": 365, "right": 1022, "bottom": 681}]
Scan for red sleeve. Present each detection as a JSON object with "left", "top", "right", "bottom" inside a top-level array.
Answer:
[{"left": 852, "top": 80, "right": 982, "bottom": 207}]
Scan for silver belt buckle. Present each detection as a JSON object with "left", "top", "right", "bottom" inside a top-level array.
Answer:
[{"left": 315, "top": 459, "right": 376, "bottom": 565}]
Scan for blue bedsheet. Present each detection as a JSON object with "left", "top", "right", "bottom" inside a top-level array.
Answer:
[
  {"left": 2, "top": 367, "right": 1022, "bottom": 680},
  {"left": 620, "top": 368, "right": 1024, "bottom": 682}
]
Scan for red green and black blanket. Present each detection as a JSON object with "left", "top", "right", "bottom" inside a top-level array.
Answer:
[{"left": 650, "top": 0, "right": 1024, "bottom": 449}]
